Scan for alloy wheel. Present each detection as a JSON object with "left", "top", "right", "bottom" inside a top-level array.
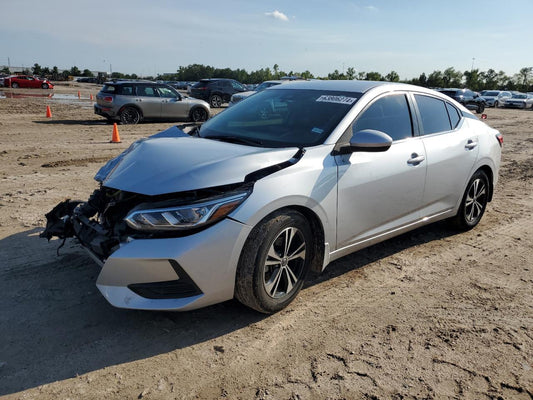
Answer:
[
  {"left": 465, "top": 178, "right": 487, "bottom": 223},
  {"left": 263, "top": 227, "right": 306, "bottom": 299}
]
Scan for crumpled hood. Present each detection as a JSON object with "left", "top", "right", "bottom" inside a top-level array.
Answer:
[{"left": 102, "top": 136, "right": 298, "bottom": 195}]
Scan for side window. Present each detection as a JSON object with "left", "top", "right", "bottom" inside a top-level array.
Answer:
[
  {"left": 353, "top": 94, "right": 413, "bottom": 141},
  {"left": 136, "top": 86, "right": 159, "bottom": 97},
  {"left": 445, "top": 103, "right": 461, "bottom": 129},
  {"left": 119, "top": 85, "right": 134, "bottom": 96},
  {"left": 231, "top": 81, "right": 244, "bottom": 90},
  {"left": 415, "top": 95, "right": 452, "bottom": 135},
  {"left": 158, "top": 87, "right": 178, "bottom": 98}
]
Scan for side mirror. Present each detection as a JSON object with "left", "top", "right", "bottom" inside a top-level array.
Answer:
[{"left": 349, "top": 129, "right": 393, "bottom": 152}]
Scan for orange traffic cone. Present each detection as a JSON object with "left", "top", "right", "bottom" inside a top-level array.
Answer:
[
  {"left": 46, "top": 105, "right": 52, "bottom": 118},
  {"left": 110, "top": 123, "right": 121, "bottom": 143},
  {"left": 77, "top": 91, "right": 81, "bottom": 99},
  {"left": 90, "top": 94, "right": 94, "bottom": 101}
]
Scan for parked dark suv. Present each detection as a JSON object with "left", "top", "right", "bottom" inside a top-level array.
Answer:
[
  {"left": 94, "top": 81, "right": 210, "bottom": 124},
  {"left": 437, "top": 88, "right": 486, "bottom": 113},
  {"left": 189, "top": 78, "right": 247, "bottom": 108}
]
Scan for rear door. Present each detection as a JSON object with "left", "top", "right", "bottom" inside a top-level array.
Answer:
[
  {"left": 134, "top": 84, "right": 162, "bottom": 118},
  {"left": 413, "top": 94, "right": 479, "bottom": 217},
  {"left": 335, "top": 93, "right": 427, "bottom": 249}
]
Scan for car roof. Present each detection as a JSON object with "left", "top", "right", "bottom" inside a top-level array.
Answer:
[
  {"left": 268, "top": 80, "right": 412, "bottom": 94},
  {"left": 199, "top": 78, "right": 235, "bottom": 82},
  {"left": 105, "top": 80, "right": 163, "bottom": 85}
]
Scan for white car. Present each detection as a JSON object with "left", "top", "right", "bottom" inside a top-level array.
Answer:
[
  {"left": 42, "top": 81, "right": 503, "bottom": 313},
  {"left": 480, "top": 90, "right": 512, "bottom": 107}
]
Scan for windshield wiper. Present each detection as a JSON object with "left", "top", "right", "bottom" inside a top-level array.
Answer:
[{"left": 206, "top": 135, "right": 263, "bottom": 146}]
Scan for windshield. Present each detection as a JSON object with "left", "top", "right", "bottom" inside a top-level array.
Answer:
[
  {"left": 200, "top": 88, "right": 361, "bottom": 148},
  {"left": 483, "top": 91, "right": 499, "bottom": 96},
  {"left": 512, "top": 94, "right": 527, "bottom": 99}
]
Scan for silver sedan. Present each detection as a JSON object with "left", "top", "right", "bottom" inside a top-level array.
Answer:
[{"left": 42, "top": 80, "right": 502, "bottom": 313}]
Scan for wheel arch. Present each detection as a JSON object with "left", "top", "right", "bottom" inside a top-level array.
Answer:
[
  {"left": 244, "top": 205, "right": 326, "bottom": 274},
  {"left": 477, "top": 165, "right": 494, "bottom": 202},
  {"left": 189, "top": 105, "right": 209, "bottom": 120},
  {"left": 119, "top": 104, "right": 144, "bottom": 118}
]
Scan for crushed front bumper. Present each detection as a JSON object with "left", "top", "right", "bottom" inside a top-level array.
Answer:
[
  {"left": 42, "top": 200, "right": 252, "bottom": 311},
  {"left": 95, "top": 218, "right": 251, "bottom": 310}
]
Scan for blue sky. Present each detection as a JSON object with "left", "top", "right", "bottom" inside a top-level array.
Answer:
[{"left": 1, "top": 0, "right": 531, "bottom": 79}]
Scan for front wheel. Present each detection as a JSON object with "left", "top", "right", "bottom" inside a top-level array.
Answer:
[
  {"left": 450, "top": 170, "right": 489, "bottom": 231},
  {"left": 190, "top": 107, "right": 208, "bottom": 122},
  {"left": 235, "top": 210, "right": 314, "bottom": 313},
  {"left": 119, "top": 106, "right": 141, "bottom": 124},
  {"left": 476, "top": 104, "right": 485, "bottom": 114},
  {"left": 209, "top": 94, "right": 223, "bottom": 108},
  {"left": 41, "top": 83, "right": 49, "bottom": 89}
]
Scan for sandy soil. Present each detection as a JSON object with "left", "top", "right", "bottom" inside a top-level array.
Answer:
[{"left": 0, "top": 82, "right": 532, "bottom": 400}]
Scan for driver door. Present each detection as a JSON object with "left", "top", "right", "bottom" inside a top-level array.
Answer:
[
  {"left": 159, "top": 87, "right": 188, "bottom": 119},
  {"left": 335, "top": 93, "right": 426, "bottom": 250}
]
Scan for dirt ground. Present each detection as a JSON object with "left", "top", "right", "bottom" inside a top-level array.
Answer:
[{"left": 0, "top": 82, "right": 532, "bottom": 400}]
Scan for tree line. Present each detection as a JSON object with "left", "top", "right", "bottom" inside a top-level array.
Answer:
[{"left": 2, "top": 63, "right": 532, "bottom": 92}]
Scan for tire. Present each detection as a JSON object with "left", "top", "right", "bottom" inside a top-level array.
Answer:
[
  {"left": 209, "top": 94, "right": 223, "bottom": 108},
  {"left": 190, "top": 107, "right": 208, "bottom": 122},
  {"left": 450, "top": 170, "right": 489, "bottom": 231},
  {"left": 11, "top": 82, "right": 19, "bottom": 88},
  {"left": 476, "top": 104, "right": 485, "bottom": 114},
  {"left": 119, "top": 106, "right": 141, "bottom": 125},
  {"left": 41, "top": 83, "right": 49, "bottom": 89},
  {"left": 235, "top": 210, "right": 314, "bottom": 314}
]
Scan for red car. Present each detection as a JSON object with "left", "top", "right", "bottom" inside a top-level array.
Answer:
[{"left": 4, "top": 75, "right": 54, "bottom": 89}]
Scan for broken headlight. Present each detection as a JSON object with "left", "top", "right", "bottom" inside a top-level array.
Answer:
[{"left": 124, "top": 191, "right": 249, "bottom": 232}]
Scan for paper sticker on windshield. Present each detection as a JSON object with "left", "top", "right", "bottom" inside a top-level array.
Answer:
[{"left": 316, "top": 95, "right": 357, "bottom": 105}]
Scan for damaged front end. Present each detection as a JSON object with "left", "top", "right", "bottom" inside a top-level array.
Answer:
[{"left": 40, "top": 183, "right": 252, "bottom": 264}]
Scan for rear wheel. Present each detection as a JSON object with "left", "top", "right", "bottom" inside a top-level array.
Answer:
[
  {"left": 450, "top": 170, "right": 489, "bottom": 231},
  {"left": 190, "top": 107, "right": 208, "bottom": 122},
  {"left": 119, "top": 107, "right": 141, "bottom": 125},
  {"left": 11, "top": 82, "right": 19, "bottom": 88},
  {"left": 209, "top": 94, "right": 223, "bottom": 108},
  {"left": 235, "top": 210, "right": 314, "bottom": 314}
]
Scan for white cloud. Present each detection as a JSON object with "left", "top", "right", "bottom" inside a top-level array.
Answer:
[
  {"left": 265, "top": 10, "right": 289, "bottom": 22},
  {"left": 365, "top": 5, "right": 378, "bottom": 11}
]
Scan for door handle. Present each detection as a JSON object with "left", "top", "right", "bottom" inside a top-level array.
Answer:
[
  {"left": 465, "top": 139, "right": 478, "bottom": 150},
  {"left": 407, "top": 153, "right": 425, "bottom": 165}
]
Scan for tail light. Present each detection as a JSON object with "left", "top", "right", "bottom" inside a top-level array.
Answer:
[
  {"left": 103, "top": 96, "right": 113, "bottom": 102},
  {"left": 495, "top": 133, "right": 503, "bottom": 147}
]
